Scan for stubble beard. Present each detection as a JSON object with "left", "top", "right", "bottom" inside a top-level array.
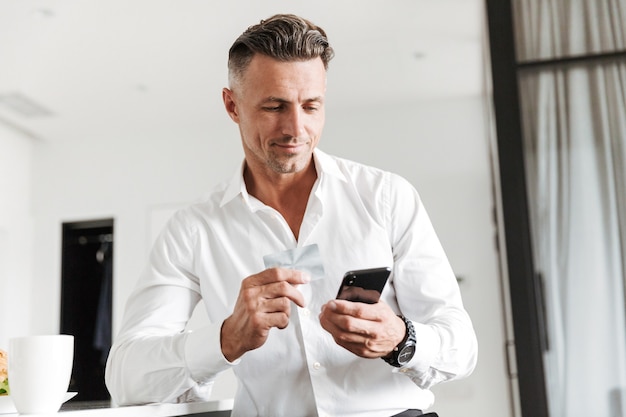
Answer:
[
  {"left": 266, "top": 151, "right": 307, "bottom": 174},
  {"left": 265, "top": 137, "right": 311, "bottom": 174}
]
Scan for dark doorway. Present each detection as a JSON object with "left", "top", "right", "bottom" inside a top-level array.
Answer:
[{"left": 60, "top": 219, "right": 113, "bottom": 401}]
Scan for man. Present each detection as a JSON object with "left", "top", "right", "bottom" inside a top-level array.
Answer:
[{"left": 105, "top": 14, "right": 477, "bottom": 417}]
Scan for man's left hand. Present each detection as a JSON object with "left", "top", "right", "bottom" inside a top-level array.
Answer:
[{"left": 319, "top": 300, "right": 406, "bottom": 358}]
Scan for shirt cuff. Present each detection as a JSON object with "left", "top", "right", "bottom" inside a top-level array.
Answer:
[
  {"left": 392, "top": 321, "right": 440, "bottom": 378},
  {"left": 184, "top": 324, "right": 240, "bottom": 383}
]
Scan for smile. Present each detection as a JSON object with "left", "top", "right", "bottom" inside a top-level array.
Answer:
[{"left": 273, "top": 141, "right": 308, "bottom": 153}]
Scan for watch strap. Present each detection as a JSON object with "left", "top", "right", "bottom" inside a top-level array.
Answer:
[{"left": 382, "top": 315, "right": 416, "bottom": 368}]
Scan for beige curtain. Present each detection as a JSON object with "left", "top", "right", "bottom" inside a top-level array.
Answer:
[{"left": 513, "top": 0, "right": 626, "bottom": 416}]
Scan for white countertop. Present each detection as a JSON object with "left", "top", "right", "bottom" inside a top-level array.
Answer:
[{"left": 0, "top": 398, "right": 233, "bottom": 416}]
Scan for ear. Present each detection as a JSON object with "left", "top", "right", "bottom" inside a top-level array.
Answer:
[{"left": 222, "top": 88, "right": 240, "bottom": 123}]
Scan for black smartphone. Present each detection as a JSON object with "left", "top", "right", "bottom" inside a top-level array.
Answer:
[{"left": 335, "top": 267, "right": 391, "bottom": 304}]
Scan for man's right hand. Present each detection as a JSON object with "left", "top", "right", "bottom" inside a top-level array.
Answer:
[{"left": 220, "top": 267, "right": 310, "bottom": 362}]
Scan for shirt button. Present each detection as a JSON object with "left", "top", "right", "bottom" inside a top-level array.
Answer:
[
  {"left": 313, "top": 362, "right": 321, "bottom": 370},
  {"left": 302, "top": 308, "right": 311, "bottom": 317}
]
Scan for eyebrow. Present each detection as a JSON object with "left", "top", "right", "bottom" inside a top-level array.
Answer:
[{"left": 261, "top": 96, "right": 324, "bottom": 105}]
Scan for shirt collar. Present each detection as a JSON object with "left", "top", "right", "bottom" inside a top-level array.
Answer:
[{"left": 219, "top": 148, "right": 346, "bottom": 208}]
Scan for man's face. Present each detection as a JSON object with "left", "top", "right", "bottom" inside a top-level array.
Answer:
[{"left": 223, "top": 54, "right": 326, "bottom": 176}]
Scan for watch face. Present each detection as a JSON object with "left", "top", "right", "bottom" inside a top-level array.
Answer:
[{"left": 398, "top": 345, "right": 416, "bottom": 365}]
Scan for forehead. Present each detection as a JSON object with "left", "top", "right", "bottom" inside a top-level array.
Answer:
[{"left": 238, "top": 54, "right": 327, "bottom": 99}]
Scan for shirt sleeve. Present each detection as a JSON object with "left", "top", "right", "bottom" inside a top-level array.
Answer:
[
  {"left": 104, "top": 211, "right": 234, "bottom": 405},
  {"left": 384, "top": 172, "right": 478, "bottom": 388}
]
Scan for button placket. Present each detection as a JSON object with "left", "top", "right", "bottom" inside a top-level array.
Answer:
[{"left": 297, "top": 306, "right": 324, "bottom": 377}]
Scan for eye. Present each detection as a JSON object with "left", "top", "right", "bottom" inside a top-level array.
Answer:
[{"left": 262, "top": 106, "right": 283, "bottom": 112}]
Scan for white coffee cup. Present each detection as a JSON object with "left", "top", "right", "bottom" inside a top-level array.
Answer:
[{"left": 8, "top": 335, "right": 74, "bottom": 414}]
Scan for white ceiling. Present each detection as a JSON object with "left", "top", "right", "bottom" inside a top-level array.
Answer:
[{"left": 0, "top": 0, "right": 485, "bottom": 143}]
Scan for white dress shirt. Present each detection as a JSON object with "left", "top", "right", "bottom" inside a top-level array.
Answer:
[{"left": 105, "top": 149, "right": 477, "bottom": 417}]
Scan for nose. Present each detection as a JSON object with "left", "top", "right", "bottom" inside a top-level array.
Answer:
[{"left": 281, "top": 107, "right": 305, "bottom": 138}]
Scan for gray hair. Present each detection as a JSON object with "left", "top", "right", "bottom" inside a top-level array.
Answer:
[{"left": 228, "top": 14, "right": 334, "bottom": 87}]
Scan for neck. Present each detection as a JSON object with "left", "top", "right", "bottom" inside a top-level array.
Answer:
[{"left": 244, "top": 159, "right": 317, "bottom": 239}]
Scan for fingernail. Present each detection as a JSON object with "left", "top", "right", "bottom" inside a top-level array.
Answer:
[
  {"left": 328, "top": 301, "right": 337, "bottom": 311},
  {"left": 302, "top": 272, "right": 311, "bottom": 283}
]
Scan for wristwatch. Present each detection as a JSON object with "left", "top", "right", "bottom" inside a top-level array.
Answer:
[{"left": 382, "top": 315, "right": 416, "bottom": 367}]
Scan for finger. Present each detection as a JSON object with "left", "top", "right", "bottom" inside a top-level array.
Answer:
[
  {"left": 265, "top": 311, "right": 291, "bottom": 330},
  {"left": 321, "top": 317, "right": 383, "bottom": 357},
  {"left": 323, "top": 316, "right": 395, "bottom": 358},
  {"left": 260, "top": 280, "right": 307, "bottom": 308},
  {"left": 340, "top": 340, "right": 386, "bottom": 358},
  {"left": 321, "top": 301, "right": 395, "bottom": 345},
  {"left": 259, "top": 295, "right": 292, "bottom": 315},
  {"left": 248, "top": 267, "right": 311, "bottom": 287},
  {"left": 320, "top": 303, "right": 371, "bottom": 339},
  {"left": 329, "top": 299, "right": 389, "bottom": 322}
]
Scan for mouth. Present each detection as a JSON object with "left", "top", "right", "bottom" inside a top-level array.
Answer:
[{"left": 272, "top": 139, "right": 308, "bottom": 154}]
